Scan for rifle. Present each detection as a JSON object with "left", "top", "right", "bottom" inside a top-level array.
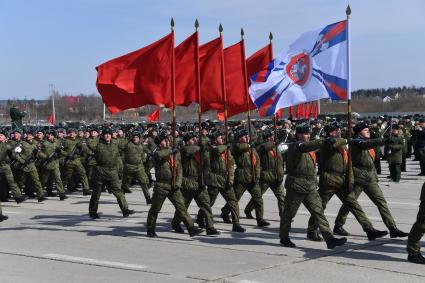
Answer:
[
  {"left": 64, "top": 141, "right": 83, "bottom": 165},
  {"left": 41, "top": 143, "right": 64, "bottom": 166}
]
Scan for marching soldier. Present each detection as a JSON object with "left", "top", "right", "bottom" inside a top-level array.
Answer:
[
  {"left": 146, "top": 131, "right": 203, "bottom": 237},
  {"left": 121, "top": 131, "right": 152, "bottom": 204},
  {"left": 62, "top": 128, "right": 91, "bottom": 195},
  {"left": 306, "top": 122, "right": 387, "bottom": 241},
  {"left": 143, "top": 127, "right": 158, "bottom": 188},
  {"left": 0, "top": 130, "right": 26, "bottom": 203},
  {"left": 386, "top": 124, "right": 403, "bottom": 182},
  {"left": 406, "top": 181, "right": 425, "bottom": 264},
  {"left": 369, "top": 120, "right": 382, "bottom": 174},
  {"left": 244, "top": 129, "right": 285, "bottom": 220},
  {"left": 280, "top": 123, "right": 347, "bottom": 249},
  {"left": 334, "top": 122, "right": 409, "bottom": 238},
  {"left": 38, "top": 130, "right": 68, "bottom": 200},
  {"left": 88, "top": 128, "right": 135, "bottom": 219},
  {"left": 85, "top": 127, "right": 99, "bottom": 191},
  {"left": 221, "top": 129, "right": 270, "bottom": 227},
  {"left": 197, "top": 130, "right": 245, "bottom": 232},
  {"left": 171, "top": 132, "right": 220, "bottom": 235}
]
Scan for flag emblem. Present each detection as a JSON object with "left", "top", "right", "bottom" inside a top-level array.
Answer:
[{"left": 286, "top": 52, "right": 311, "bottom": 87}]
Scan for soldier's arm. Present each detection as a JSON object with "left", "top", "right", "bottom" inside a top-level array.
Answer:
[
  {"left": 175, "top": 155, "right": 183, "bottom": 188},
  {"left": 353, "top": 138, "right": 384, "bottom": 150},
  {"left": 232, "top": 143, "right": 250, "bottom": 154},
  {"left": 154, "top": 148, "right": 172, "bottom": 161},
  {"left": 183, "top": 145, "right": 200, "bottom": 157},
  {"left": 296, "top": 139, "right": 323, "bottom": 152}
]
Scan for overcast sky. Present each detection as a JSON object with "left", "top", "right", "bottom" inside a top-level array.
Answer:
[{"left": 1, "top": 0, "right": 424, "bottom": 100}]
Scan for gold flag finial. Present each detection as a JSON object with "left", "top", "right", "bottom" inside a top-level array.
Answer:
[{"left": 346, "top": 5, "right": 351, "bottom": 17}]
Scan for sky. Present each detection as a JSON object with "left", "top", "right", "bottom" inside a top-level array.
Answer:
[{"left": 0, "top": 0, "right": 424, "bottom": 100}]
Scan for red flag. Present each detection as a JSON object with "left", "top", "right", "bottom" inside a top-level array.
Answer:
[
  {"left": 49, "top": 114, "right": 54, "bottom": 125},
  {"left": 276, "top": 108, "right": 283, "bottom": 119},
  {"left": 220, "top": 44, "right": 272, "bottom": 117},
  {"left": 313, "top": 101, "right": 319, "bottom": 118},
  {"left": 96, "top": 33, "right": 174, "bottom": 114},
  {"left": 147, "top": 108, "right": 160, "bottom": 122},
  {"left": 216, "top": 111, "right": 225, "bottom": 121},
  {"left": 305, "top": 103, "right": 311, "bottom": 118},
  {"left": 199, "top": 37, "right": 224, "bottom": 112},
  {"left": 175, "top": 32, "right": 198, "bottom": 106},
  {"left": 289, "top": 106, "right": 293, "bottom": 119}
]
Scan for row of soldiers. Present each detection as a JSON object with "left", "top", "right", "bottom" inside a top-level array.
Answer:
[{"left": 0, "top": 115, "right": 424, "bottom": 264}]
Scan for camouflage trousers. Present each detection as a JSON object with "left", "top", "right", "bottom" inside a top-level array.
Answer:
[
  {"left": 222, "top": 182, "right": 264, "bottom": 221},
  {"left": 407, "top": 201, "right": 425, "bottom": 255},
  {"left": 39, "top": 166, "right": 65, "bottom": 194},
  {"left": 0, "top": 164, "right": 22, "bottom": 198},
  {"left": 245, "top": 181, "right": 285, "bottom": 217},
  {"left": 121, "top": 166, "right": 151, "bottom": 203}
]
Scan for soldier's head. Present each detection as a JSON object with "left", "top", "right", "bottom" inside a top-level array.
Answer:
[
  {"left": 419, "top": 118, "right": 425, "bottom": 128},
  {"left": 46, "top": 130, "right": 56, "bottom": 141},
  {"left": 155, "top": 132, "right": 170, "bottom": 149},
  {"left": 117, "top": 129, "right": 124, "bottom": 138},
  {"left": 131, "top": 132, "right": 141, "bottom": 144},
  {"left": 25, "top": 130, "right": 34, "bottom": 142},
  {"left": 57, "top": 129, "right": 66, "bottom": 139},
  {"left": 67, "top": 129, "right": 77, "bottom": 138},
  {"left": 283, "top": 120, "right": 291, "bottom": 130},
  {"left": 101, "top": 128, "right": 113, "bottom": 142},
  {"left": 214, "top": 131, "right": 225, "bottom": 145},
  {"left": 90, "top": 128, "right": 99, "bottom": 138},
  {"left": 84, "top": 131, "right": 90, "bottom": 139},
  {"left": 353, "top": 122, "right": 370, "bottom": 138},
  {"left": 391, "top": 124, "right": 400, "bottom": 136},
  {"left": 295, "top": 123, "right": 310, "bottom": 141},
  {"left": 324, "top": 121, "right": 341, "bottom": 138},
  {"left": 78, "top": 129, "right": 85, "bottom": 138},
  {"left": 36, "top": 130, "right": 44, "bottom": 140},
  {"left": 0, "top": 131, "right": 7, "bottom": 142},
  {"left": 236, "top": 129, "right": 249, "bottom": 143},
  {"left": 184, "top": 132, "right": 197, "bottom": 145},
  {"left": 262, "top": 129, "right": 274, "bottom": 142},
  {"left": 12, "top": 129, "right": 22, "bottom": 140}
]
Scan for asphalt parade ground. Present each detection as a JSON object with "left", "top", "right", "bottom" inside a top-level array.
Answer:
[{"left": 0, "top": 159, "right": 424, "bottom": 283}]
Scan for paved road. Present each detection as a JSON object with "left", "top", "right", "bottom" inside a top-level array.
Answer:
[{"left": 0, "top": 159, "right": 424, "bottom": 283}]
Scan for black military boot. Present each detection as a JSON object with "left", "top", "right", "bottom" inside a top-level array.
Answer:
[
  {"left": 408, "top": 253, "right": 425, "bottom": 264},
  {"left": 14, "top": 195, "right": 27, "bottom": 204},
  {"left": 37, "top": 196, "right": 48, "bottom": 203},
  {"left": 147, "top": 229, "right": 157, "bottom": 238},
  {"left": 220, "top": 213, "right": 232, "bottom": 224},
  {"left": 206, "top": 227, "right": 220, "bottom": 236},
  {"left": 366, "top": 228, "right": 388, "bottom": 240},
  {"left": 89, "top": 212, "right": 100, "bottom": 219},
  {"left": 196, "top": 218, "right": 206, "bottom": 229},
  {"left": 172, "top": 223, "right": 184, "bottom": 233},
  {"left": 122, "top": 209, "right": 135, "bottom": 217},
  {"left": 59, "top": 194, "right": 68, "bottom": 201},
  {"left": 0, "top": 214, "right": 9, "bottom": 222},
  {"left": 307, "top": 230, "right": 323, "bottom": 242},
  {"left": 83, "top": 190, "right": 92, "bottom": 196},
  {"left": 146, "top": 197, "right": 152, "bottom": 205},
  {"left": 333, "top": 225, "right": 349, "bottom": 236},
  {"left": 280, "top": 237, "right": 296, "bottom": 248},
  {"left": 188, "top": 226, "right": 204, "bottom": 237},
  {"left": 257, "top": 219, "right": 270, "bottom": 227},
  {"left": 232, "top": 224, "right": 246, "bottom": 233},
  {"left": 244, "top": 210, "right": 254, "bottom": 219},
  {"left": 389, "top": 227, "right": 409, "bottom": 238},
  {"left": 326, "top": 237, "right": 347, "bottom": 249}
]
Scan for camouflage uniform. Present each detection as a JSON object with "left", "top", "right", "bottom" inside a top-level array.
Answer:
[
  {"left": 0, "top": 141, "right": 24, "bottom": 201},
  {"left": 62, "top": 136, "right": 90, "bottom": 194},
  {"left": 407, "top": 182, "right": 425, "bottom": 262},
  {"left": 387, "top": 135, "right": 403, "bottom": 182}
]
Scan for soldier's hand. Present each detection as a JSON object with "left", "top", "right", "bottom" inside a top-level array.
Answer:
[
  {"left": 55, "top": 147, "right": 62, "bottom": 154},
  {"left": 324, "top": 138, "right": 336, "bottom": 145},
  {"left": 32, "top": 148, "right": 39, "bottom": 155}
]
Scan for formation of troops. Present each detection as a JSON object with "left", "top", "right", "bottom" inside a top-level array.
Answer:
[{"left": 1, "top": 105, "right": 425, "bottom": 264}]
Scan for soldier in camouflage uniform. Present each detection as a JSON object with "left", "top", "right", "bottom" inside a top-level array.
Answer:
[
  {"left": 280, "top": 123, "right": 347, "bottom": 249},
  {"left": 85, "top": 128, "right": 99, "bottom": 191},
  {"left": 369, "top": 120, "right": 382, "bottom": 174},
  {"left": 146, "top": 132, "right": 203, "bottom": 238},
  {"left": 197, "top": 130, "right": 245, "bottom": 232},
  {"left": 221, "top": 129, "right": 270, "bottom": 227},
  {"left": 406, "top": 181, "right": 425, "bottom": 264},
  {"left": 121, "top": 132, "right": 151, "bottom": 204},
  {"left": 334, "top": 122, "right": 409, "bottom": 238},
  {"left": 400, "top": 123, "right": 410, "bottom": 172},
  {"left": 0, "top": 130, "right": 26, "bottom": 203},
  {"left": 143, "top": 128, "right": 158, "bottom": 188},
  {"left": 244, "top": 129, "right": 285, "bottom": 220},
  {"left": 171, "top": 132, "right": 219, "bottom": 236},
  {"left": 38, "top": 130, "right": 68, "bottom": 200},
  {"left": 62, "top": 129, "right": 91, "bottom": 195},
  {"left": 306, "top": 122, "right": 387, "bottom": 242},
  {"left": 12, "top": 130, "right": 47, "bottom": 202},
  {"left": 88, "top": 128, "right": 134, "bottom": 219},
  {"left": 386, "top": 125, "right": 403, "bottom": 182}
]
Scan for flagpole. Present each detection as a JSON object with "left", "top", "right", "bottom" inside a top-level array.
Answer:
[
  {"left": 219, "top": 24, "right": 231, "bottom": 182},
  {"left": 241, "top": 28, "right": 256, "bottom": 183},
  {"left": 269, "top": 32, "right": 279, "bottom": 182},
  {"left": 195, "top": 19, "right": 205, "bottom": 188},
  {"left": 346, "top": 5, "right": 352, "bottom": 191},
  {"left": 103, "top": 103, "right": 106, "bottom": 121},
  {"left": 171, "top": 18, "right": 177, "bottom": 188}
]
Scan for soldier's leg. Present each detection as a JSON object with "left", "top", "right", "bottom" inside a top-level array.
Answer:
[
  {"left": 280, "top": 189, "right": 304, "bottom": 239},
  {"left": 334, "top": 184, "right": 364, "bottom": 227},
  {"left": 364, "top": 182, "right": 397, "bottom": 229},
  {"left": 221, "top": 183, "right": 245, "bottom": 216},
  {"left": 52, "top": 167, "right": 65, "bottom": 194},
  {"left": 247, "top": 183, "right": 265, "bottom": 222},
  {"left": 374, "top": 152, "right": 381, "bottom": 174},
  {"left": 106, "top": 172, "right": 129, "bottom": 213},
  {"left": 168, "top": 189, "right": 195, "bottom": 230},
  {"left": 171, "top": 190, "right": 192, "bottom": 229},
  {"left": 307, "top": 187, "right": 335, "bottom": 234},
  {"left": 197, "top": 186, "right": 219, "bottom": 224},
  {"left": 75, "top": 163, "right": 90, "bottom": 194},
  {"left": 401, "top": 154, "right": 407, "bottom": 172},
  {"left": 146, "top": 187, "right": 168, "bottom": 231},
  {"left": 389, "top": 163, "right": 396, "bottom": 181},
  {"left": 120, "top": 168, "right": 132, "bottom": 193},
  {"left": 61, "top": 165, "right": 75, "bottom": 191},
  {"left": 28, "top": 170, "right": 44, "bottom": 198},
  {"left": 88, "top": 178, "right": 103, "bottom": 214},
  {"left": 194, "top": 189, "right": 214, "bottom": 229},
  {"left": 2, "top": 167, "right": 23, "bottom": 198},
  {"left": 303, "top": 190, "right": 334, "bottom": 241},
  {"left": 245, "top": 182, "right": 268, "bottom": 214},
  {"left": 270, "top": 182, "right": 285, "bottom": 217},
  {"left": 220, "top": 186, "right": 241, "bottom": 224},
  {"left": 336, "top": 189, "right": 374, "bottom": 231},
  {"left": 135, "top": 169, "right": 151, "bottom": 202},
  {"left": 407, "top": 202, "right": 425, "bottom": 256},
  {"left": 395, "top": 164, "right": 401, "bottom": 182}
]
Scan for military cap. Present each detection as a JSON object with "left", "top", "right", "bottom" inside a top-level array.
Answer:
[
  {"left": 131, "top": 131, "right": 142, "bottom": 139},
  {"left": 235, "top": 129, "right": 249, "bottom": 140},
  {"left": 419, "top": 118, "right": 425, "bottom": 123},
  {"left": 353, "top": 122, "right": 369, "bottom": 135},
  {"left": 67, "top": 128, "right": 77, "bottom": 134},
  {"left": 211, "top": 130, "right": 224, "bottom": 140},
  {"left": 324, "top": 121, "right": 341, "bottom": 135},
  {"left": 57, "top": 128, "right": 66, "bottom": 133},
  {"left": 296, "top": 123, "right": 310, "bottom": 134},
  {"left": 154, "top": 131, "right": 169, "bottom": 145},
  {"left": 101, "top": 127, "right": 113, "bottom": 135},
  {"left": 12, "top": 128, "right": 23, "bottom": 134},
  {"left": 46, "top": 129, "right": 56, "bottom": 135},
  {"left": 0, "top": 129, "right": 8, "bottom": 136},
  {"left": 183, "top": 132, "right": 196, "bottom": 143}
]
